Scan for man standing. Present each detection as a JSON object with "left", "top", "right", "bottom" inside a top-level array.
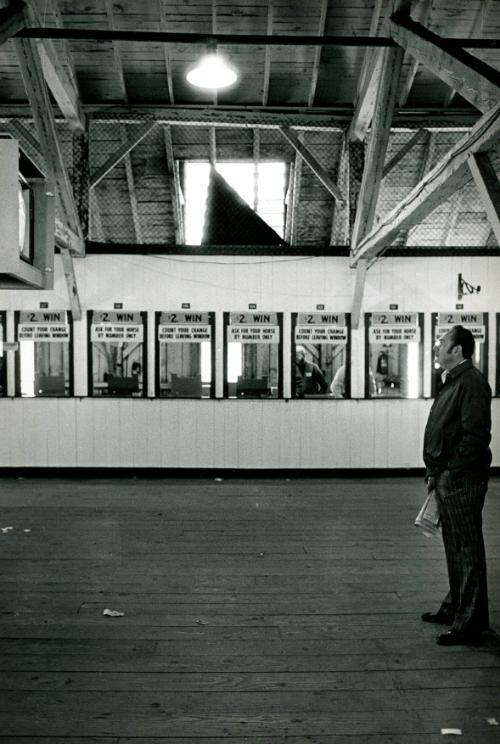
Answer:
[
  {"left": 423, "top": 325, "right": 492, "bottom": 645},
  {"left": 294, "top": 345, "right": 328, "bottom": 397}
]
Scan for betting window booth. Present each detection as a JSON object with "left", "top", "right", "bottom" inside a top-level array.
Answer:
[
  {"left": 155, "top": 311, "right": 215, "bottom": 398},
  {"left": 431, "top": 312, "right": 488, "bottom": 396},
  {"left": 292, "top": 312, "right": 351, "bottom": 398},
  {"left": 0, "top": 311, "right": 6, "bottom": 397},
  {"left": 88, "top": 311, "right": 147, "bottom": 397},
  {"left": 15, "top": 311, "right": 73, "bottom": 397},
  {"left": 224, "top": 312, "right": 282, "bottom": 399},
  {"left": 366, "top": 312, "right": 424, "bottom": 399}
]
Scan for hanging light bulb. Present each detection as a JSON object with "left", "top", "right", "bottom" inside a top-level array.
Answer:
[{"left": 186, "top": 41, "right": 238, "bottom": 90}]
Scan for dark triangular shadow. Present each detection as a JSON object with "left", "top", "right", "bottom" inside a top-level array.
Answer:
[{"left": 202, "top": 167, "right": 285, "bottom": 246}]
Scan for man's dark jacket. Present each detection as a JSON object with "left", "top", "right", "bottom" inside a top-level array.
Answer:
[{"left": 423, "top": 359, "right": 492, "bottom": 478}]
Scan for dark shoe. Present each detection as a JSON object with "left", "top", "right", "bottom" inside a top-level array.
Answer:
[
  {"left": 421, "top": 611, "right": 452, "bottom": 625},
  {"left": 436, "top": 629, "right": 484, "bottom": 646}
]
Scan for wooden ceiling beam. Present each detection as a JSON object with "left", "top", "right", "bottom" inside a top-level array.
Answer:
[
  {"left": 351, "top": 44, "right": 404, "bottom": 250},
  {"left": 158, "top": 0, "right": 174, "bottom": 103},
  {"left": 348, "top": 0, "right": 384, "bottom": 142},
  {"left": 468, "top": 151, "right": 500, "bottom": 246},
  {"left": 350, "top": 41, "right": 404, "bottom": 327},
  {"left": 19, "top": 27, "right": 497, "bottom": 49},
  {"left": 348, "top": 0, "right": 412, "bottom": 143},
  {"left": 105, "top": 0, "right": 127, "bottom": 102},
  {"left": 389, "top": 11, "right": 500, "bottom": 114},
  {"left": 443, "top": 0, "right": 491, "bottom": 108},
  {"left": 279, "top": 126, "right": 346, "bottom": 204},
  {"left": 262, "top": 1, "right": 273, "bottom": 107},
  {"left": 59, "top": 245, "right": 82, "bottom": 321},
  {"left": 350, "top": 101, "right": 500, "bottom": 266},
  {"left": 348, "top": 50, "right": 384, "bottom": 143},
  {"left": 14, "top": 31, "right": 84, "bottom": 255},
  {"left": 23, "top": 1, "right": 85, "bottom": 132},
  {"left": 398, "top": 0, "right": 432, "bottom": 107},
  {"left": 285, "top": 146, "right": 303, "bottom": 245},
  {"left": 307, "top": 0, "right": 329, "bottom": 108},
  {"left": 0, "top": 0, "right": 26, "bottom": 46}
]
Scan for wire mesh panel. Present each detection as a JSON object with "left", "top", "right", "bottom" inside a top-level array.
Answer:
[
  {"left": 88, "top": 114, "right": 345, "bottom": 248},
  {"left": 85, "top": 114, "right": 500, "bottom": 250},
  {"left": 376, "top": 121, "right": 496, "bottom": 250}
]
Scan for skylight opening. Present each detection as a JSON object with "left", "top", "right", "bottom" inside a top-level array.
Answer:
[{"left": 184, "top": 160, "right": 286, "bottom": 245}]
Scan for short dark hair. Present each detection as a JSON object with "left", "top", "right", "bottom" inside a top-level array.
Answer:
[{"left": 449, "top": 325, "right": 475, "bottom": 359}]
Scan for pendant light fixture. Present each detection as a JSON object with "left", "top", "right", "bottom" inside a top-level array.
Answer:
[{"left": 186, "top": 39, "right": 238, "bottom": 90}]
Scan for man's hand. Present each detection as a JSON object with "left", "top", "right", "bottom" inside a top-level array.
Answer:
[{"left": 426, "top": 476, "right": 436, "bottom": 493}]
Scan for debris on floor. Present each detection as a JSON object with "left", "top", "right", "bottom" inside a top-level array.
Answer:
[
  {"left": 1, "top": 526, "right": 14, "bottom": 533},
  {"left": 441, "top": 730, "right": 462, "bottom": 736},
  {"left": 487, "top": 718, "right": 499, "bottom": 726},
  {"left": 102, "top": 608, "right": 125, "bottom": 617}
]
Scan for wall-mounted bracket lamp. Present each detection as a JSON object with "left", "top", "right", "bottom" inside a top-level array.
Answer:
[{"left": 457, "top": 273, "right": 481, "bottom": 301}]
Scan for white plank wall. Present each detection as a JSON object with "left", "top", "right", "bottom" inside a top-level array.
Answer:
[{"left": 0, "top": 253, "right": 499, "bottom": 469}]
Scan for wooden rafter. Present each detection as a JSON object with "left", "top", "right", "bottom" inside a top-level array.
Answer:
[
  {"left": 120, "top": 124, "right": 142, "bottom": 243},
  {"left": 262, "top": 0, "right": 273, "bottom": 106},
  {"left": 350, "top": 42, "right": 404, "bottom": 327},
  {"left": 59, "top": 246, "right": 82, "bottom": 321},
  {"left": 158, "top": 0, "right": 174, "bottom": 103},
  {"left": 14, "top": 30, "right": 85, "bottom": 255},
  {"left": 389, "top": 11, "right": 500, "bottom": 114},
  {"left": 163, "top": 125, "right": 184, "bottom": 245},
  {"left": 105, "top": 0, "right": 127, "bottom": 102},
  {"left": 285, "top": 136, "right": 303, "bottom": 245},
  {"left": 90, "top": 118, "right": 157, "bottom": 187},
  {"left": 24, "top": 0, "right": 85, "bottom": 132},
  {"left": 279, "top": 126, "right": 345, "bottom": 204},
  {"left": 351, "top": 259, "right": 368, "bottom": 330},
  {"left": 444, "top": 0, "right": 491, "bottom": 107},
  {"left": 351, "top": 102, "right": 500, "bottom": 266},
  {"left": 398, "top": 0, "right": 432, "bottom": 107},
  {"left": 0, "top": 0, "right": 26, "bottom": 46},
  {"left": 351, "top": 44, "right": 404, "bottom": 250},
  {"left": 349, "top": 0, "right": 384, "bottom": 142},
  {"left": 307, "top": 0, "right": 328, "bottom": 108},
  {"left": 468, "top": 151, "right": 500, "bottom": 246},
  {"left": 348, "top": 49, "right": 384, "bottom": 143}
]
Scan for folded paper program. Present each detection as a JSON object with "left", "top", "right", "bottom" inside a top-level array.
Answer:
[{"left": 415, "top": 490, "right": 441, "bottom": 537}]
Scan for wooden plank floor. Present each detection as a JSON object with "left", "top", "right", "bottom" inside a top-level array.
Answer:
[{"left": 0, "top": 475, "right": 499, "bottom": 744}]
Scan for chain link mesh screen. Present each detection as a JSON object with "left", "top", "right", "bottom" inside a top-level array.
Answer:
[{"left": 4, "top": 113, "right": 496, "bottom": 251}]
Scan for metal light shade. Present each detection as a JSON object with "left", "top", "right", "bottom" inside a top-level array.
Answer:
[{"left": 186, "top": 51, "right": 237, "bottom": 89}]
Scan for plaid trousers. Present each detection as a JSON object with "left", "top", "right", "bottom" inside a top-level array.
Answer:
[{"left": 435, "top": 471, "right": 489, "bottom": 633}]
